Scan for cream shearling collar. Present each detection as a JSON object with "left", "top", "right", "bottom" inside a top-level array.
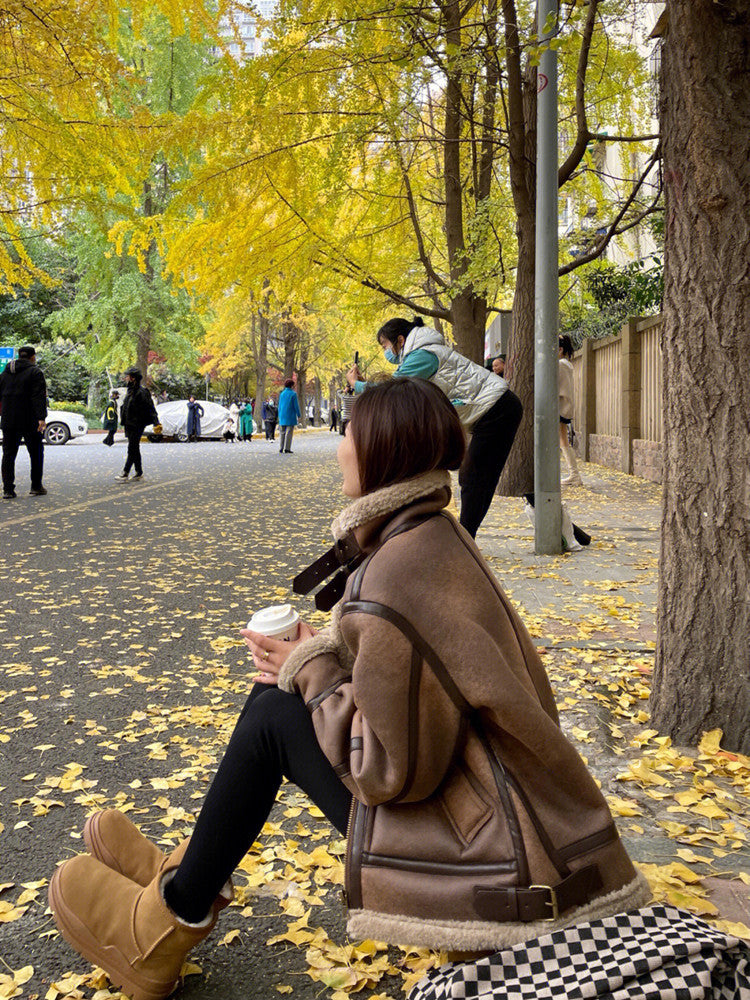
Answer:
[{"left": 330, "top": 471, "right": 451, "bottom": 542}]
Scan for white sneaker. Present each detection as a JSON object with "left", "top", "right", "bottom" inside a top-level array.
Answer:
[
  {"left": 115, "top": 472, "right": 129, "bottom": 480},
  {"left": 561, "top": 473, "right": 583, "bottom": 487}
]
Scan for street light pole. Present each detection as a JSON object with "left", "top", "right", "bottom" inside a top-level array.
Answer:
[{"left": 534, "top": 0, "right": 562, "bottom": 554}]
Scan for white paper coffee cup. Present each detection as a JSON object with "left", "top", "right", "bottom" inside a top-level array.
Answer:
[{"left": 247, "top": 604, "right": 300, "bottom": 641}]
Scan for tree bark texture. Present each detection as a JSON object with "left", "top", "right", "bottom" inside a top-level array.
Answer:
[
  {"left": 500, "top": 212, "right": 536, "bottom": 495},
  {"left": 651, "top": 0, "right": 750, "bottom": 752},
  {"left": 251, "top": 309, "right": 268, "bottom": 430},
  {"left": 498, "top": 4, "right": 537, "bottom": 496}
]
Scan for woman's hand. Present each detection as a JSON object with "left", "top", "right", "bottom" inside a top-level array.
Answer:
[
  {"left": 240, "top": 621, "right": 318, "bottom": 685},
  {"left": 346, "top": 365, "right": 361, "bottom": 388}
]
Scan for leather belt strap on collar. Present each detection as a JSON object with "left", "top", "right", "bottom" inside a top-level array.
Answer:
[
  {"left": 473, "top": 864, "right": 603, "bottom": 923},
  {"left": 293, "top": 533, "right": 365, "bottom": 612}
]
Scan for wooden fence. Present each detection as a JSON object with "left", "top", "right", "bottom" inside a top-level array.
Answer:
[{"left": 571, "top": 314, "right": 664, "bottom": 482}]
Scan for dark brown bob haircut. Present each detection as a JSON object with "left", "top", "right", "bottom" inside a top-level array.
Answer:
[{"left": 349, "top": 378, "right": 465, "bottom": 495}]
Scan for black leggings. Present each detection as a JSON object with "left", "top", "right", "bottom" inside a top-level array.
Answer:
[
  {"left": 459, "top": 390, "right": 523, "bottom": 538},
  {"left": 165, "top": 684, "right": 352, "bottom": 923}
]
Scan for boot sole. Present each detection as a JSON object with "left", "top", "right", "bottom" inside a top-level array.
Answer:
[{"left": 48, "top": 869, "right": 176, "bottom": 1000}]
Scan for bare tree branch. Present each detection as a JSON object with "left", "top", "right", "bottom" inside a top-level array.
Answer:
[
  {"left": 558, "top": 143, "right": 662, "bottom": 275},
  {"left": 558, "top": 0, "right": 600, "bottom": 188}
]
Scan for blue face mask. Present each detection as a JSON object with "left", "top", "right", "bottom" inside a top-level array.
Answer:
[{"left": 384, "top": 348, "right": 399, "bottom": 365}]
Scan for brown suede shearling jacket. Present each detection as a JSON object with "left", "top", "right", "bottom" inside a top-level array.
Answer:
[{"left": 279, "top": 472, "right": 651, "bottom": 951}]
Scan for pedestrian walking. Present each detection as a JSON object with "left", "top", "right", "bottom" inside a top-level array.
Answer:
[
  {"left": 559, "top": 335, "right": 583, "bottom": 487},
  {"left": 277, "top": 380, "right": 300, "bottom": 454},
  {"left": 101, "top": 391, "right": 119, "bottom": 447},
  {"left": 0, "top": 345, "right": 47, "bottom": 498},
  {"left": 329, "top": 405, "right": 338, "bottom": 432},
  {"left": 348, "top": 316, "right": 523, "bottom": 538},
  {"left": 262, "top": 398, "right": 277, "bottom": 440},
  {"left": 186, "top": 396, "right": 203, "bottom": 442},
  {"left": 47, "top": 378, "right": 649, "bottom": 1000},
  {"left": 116, "top": 368, "right": 158, "bottom": 482}
]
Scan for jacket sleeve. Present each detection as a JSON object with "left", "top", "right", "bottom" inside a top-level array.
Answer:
[
  {"left": 279, "top": 609, "right": 462, "bottom": 806},
  {"left": 32, "top": 368, "right": 48, "bottom": 421}
]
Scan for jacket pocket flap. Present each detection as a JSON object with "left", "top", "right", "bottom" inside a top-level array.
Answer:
[{"left": 440, "top": 765, "right": 492, "bottom": 846}]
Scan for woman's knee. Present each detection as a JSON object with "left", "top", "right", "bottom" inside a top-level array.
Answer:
[{"left": 237, "top": 686, "right": 311, "bottom": 741}]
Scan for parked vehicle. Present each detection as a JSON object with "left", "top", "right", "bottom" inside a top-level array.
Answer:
[
  {"left": 145, "top": 400, "right": 231, "bottom": 441},
  {"left": 0, "top": 409, "right": 89, "bottom": 446}
]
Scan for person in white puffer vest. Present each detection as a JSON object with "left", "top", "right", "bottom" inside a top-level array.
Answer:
[{"left": 348, "top": 316, "right": 522, "bottom": 537}]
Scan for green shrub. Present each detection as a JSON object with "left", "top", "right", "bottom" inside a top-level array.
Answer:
[{"left": 49, "top": 400, "right": 102, "bottom": 428}]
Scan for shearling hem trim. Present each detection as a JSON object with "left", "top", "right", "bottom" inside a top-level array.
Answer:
[
  {"left": 345, "top": 872, "right": 652, "bottom": 951},
  {"left": 277, "top": 630, "right": 342, "bottom": 693},
  {"left": 331, "top": 471, "right": 450, "bottom": 541}
]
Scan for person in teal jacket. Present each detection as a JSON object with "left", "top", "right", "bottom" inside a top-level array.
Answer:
[
  {"left": 347, "top": 316, "right": 522, "bottom": 537},
  {"left": 277, "top": 379, "right": 300, "bottom": 454}
]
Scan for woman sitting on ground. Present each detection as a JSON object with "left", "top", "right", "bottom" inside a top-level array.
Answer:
[{"left": 48, "top": 378, "right": 650, "bottom": 1000}]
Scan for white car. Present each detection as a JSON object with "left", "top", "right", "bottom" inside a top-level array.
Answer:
[
  {"left": 0, "top": 409, "right": 88, "bottom": 445},
  {"left": 43, "top": 410, "right": 89, "bottom": 445},
  {"left": 145, "top": 400, "right": 232, "bottom": 441}
]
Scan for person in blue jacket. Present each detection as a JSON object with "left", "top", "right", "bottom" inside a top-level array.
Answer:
[
  {"left": 347, "top": 316, "right": 522, "bottom": 538},
  {"left": 277, "top": 379, "right": 301, "bottom": 454}
]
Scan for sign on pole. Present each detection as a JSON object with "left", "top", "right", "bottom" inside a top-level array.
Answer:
[{"left": 0, "top": 347, "right": 16, "bottom": 363}]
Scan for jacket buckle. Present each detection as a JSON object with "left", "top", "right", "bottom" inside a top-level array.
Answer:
[{"left": 529, "top": 885, "right": 559, "bottom": 921}]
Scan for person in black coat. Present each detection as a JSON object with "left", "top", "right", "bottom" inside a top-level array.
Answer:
[
  {"left": 116, "top": 368, "right": 158, "bottom": 481},
  {"left": 1, "top": 345, "right": 48, "bottom": 499}
]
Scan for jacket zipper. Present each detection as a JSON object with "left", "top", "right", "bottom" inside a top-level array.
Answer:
[{"left": 343, "top": 796, "right": 366, "bottom": 909}]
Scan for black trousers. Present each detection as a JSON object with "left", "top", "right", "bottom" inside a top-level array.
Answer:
[
  {"left": 103, "top": 427, "right": 116, "bottom": 446},
  {"left": 165, "top": 684, "right": 351, "bottom": 923},
  {"left": 123, "top": 428, "right": 143, "bottom": 475},
  {"left": 1, "top": 425, "right": 44, "bottom": 492},
  {"left": 458, "top": 390, "right": 523, "bottom": 538}
]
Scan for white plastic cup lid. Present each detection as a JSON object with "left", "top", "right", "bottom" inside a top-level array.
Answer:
[{"left": 247, "top": 604, "right": 300, "bottom": 637}]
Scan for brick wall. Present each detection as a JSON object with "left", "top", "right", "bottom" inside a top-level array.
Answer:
[
  {"left": 589, "top": 433, "right": 622, "bottom": 470},
  {"left": 633, "top": 438, "right": 663, "bottom": 483}
]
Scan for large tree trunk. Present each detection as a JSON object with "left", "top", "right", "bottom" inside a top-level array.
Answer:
[
  {"left": 136, "top": 328, "right": 150, "bottom": 381},
  {"left": 450, "top": 293, "right": 488, "bottom": 363},
  {"left": 497, "top": 10, "right": 537, "bottom": 496},
  {"left": 650, "top": 0, "right": 750, "bottom": 753},
  {"left": 500, "top": 211, "right": 536, "bottom": 495},
  {"left": 251, "top": 310, "right": 268, "bottom": 430}
]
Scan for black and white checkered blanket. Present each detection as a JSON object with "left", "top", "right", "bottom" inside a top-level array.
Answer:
[{"left": 408, "top": 906, "right": 750, "bottom": 999}]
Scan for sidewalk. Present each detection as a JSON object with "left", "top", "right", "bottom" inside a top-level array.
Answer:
[{"left": 476, "top": 460, "right": 750, "bottom": 938}]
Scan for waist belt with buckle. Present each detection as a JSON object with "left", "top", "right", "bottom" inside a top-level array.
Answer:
[{"left": 473, "top": 864, "right": 603, "bottom": 923}]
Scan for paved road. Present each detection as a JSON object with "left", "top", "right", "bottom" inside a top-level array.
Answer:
[{"left": 1, "top": 431, "right": 361, "bottom": 999}]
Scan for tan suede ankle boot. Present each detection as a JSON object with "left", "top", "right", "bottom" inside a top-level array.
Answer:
[
  {"left": 49, "top": 855, "right": 217, "bottom": 1000},
  {"left": 83, "top": 810, "right": 168, "bottom": 885},
  {"left": 83, "top": 809, "right": 233, "bottom": 909}
]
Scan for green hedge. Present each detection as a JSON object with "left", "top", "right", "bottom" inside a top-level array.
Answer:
[{"left": 49, "top": 400, "right": 102, "bottom": 429}]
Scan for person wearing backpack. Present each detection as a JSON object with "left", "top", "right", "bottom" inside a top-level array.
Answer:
[{"left": 101, "top": 391, "right": 119, "bottom": 447}]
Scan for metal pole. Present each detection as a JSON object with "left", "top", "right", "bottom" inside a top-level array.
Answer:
[{"left": 534, "top": 0, "right": 562, "bottom": 554}]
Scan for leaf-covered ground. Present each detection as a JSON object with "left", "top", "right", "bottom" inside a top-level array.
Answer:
[{"left": 1, "top": 432, "right": 748, "bottom": 1000}]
